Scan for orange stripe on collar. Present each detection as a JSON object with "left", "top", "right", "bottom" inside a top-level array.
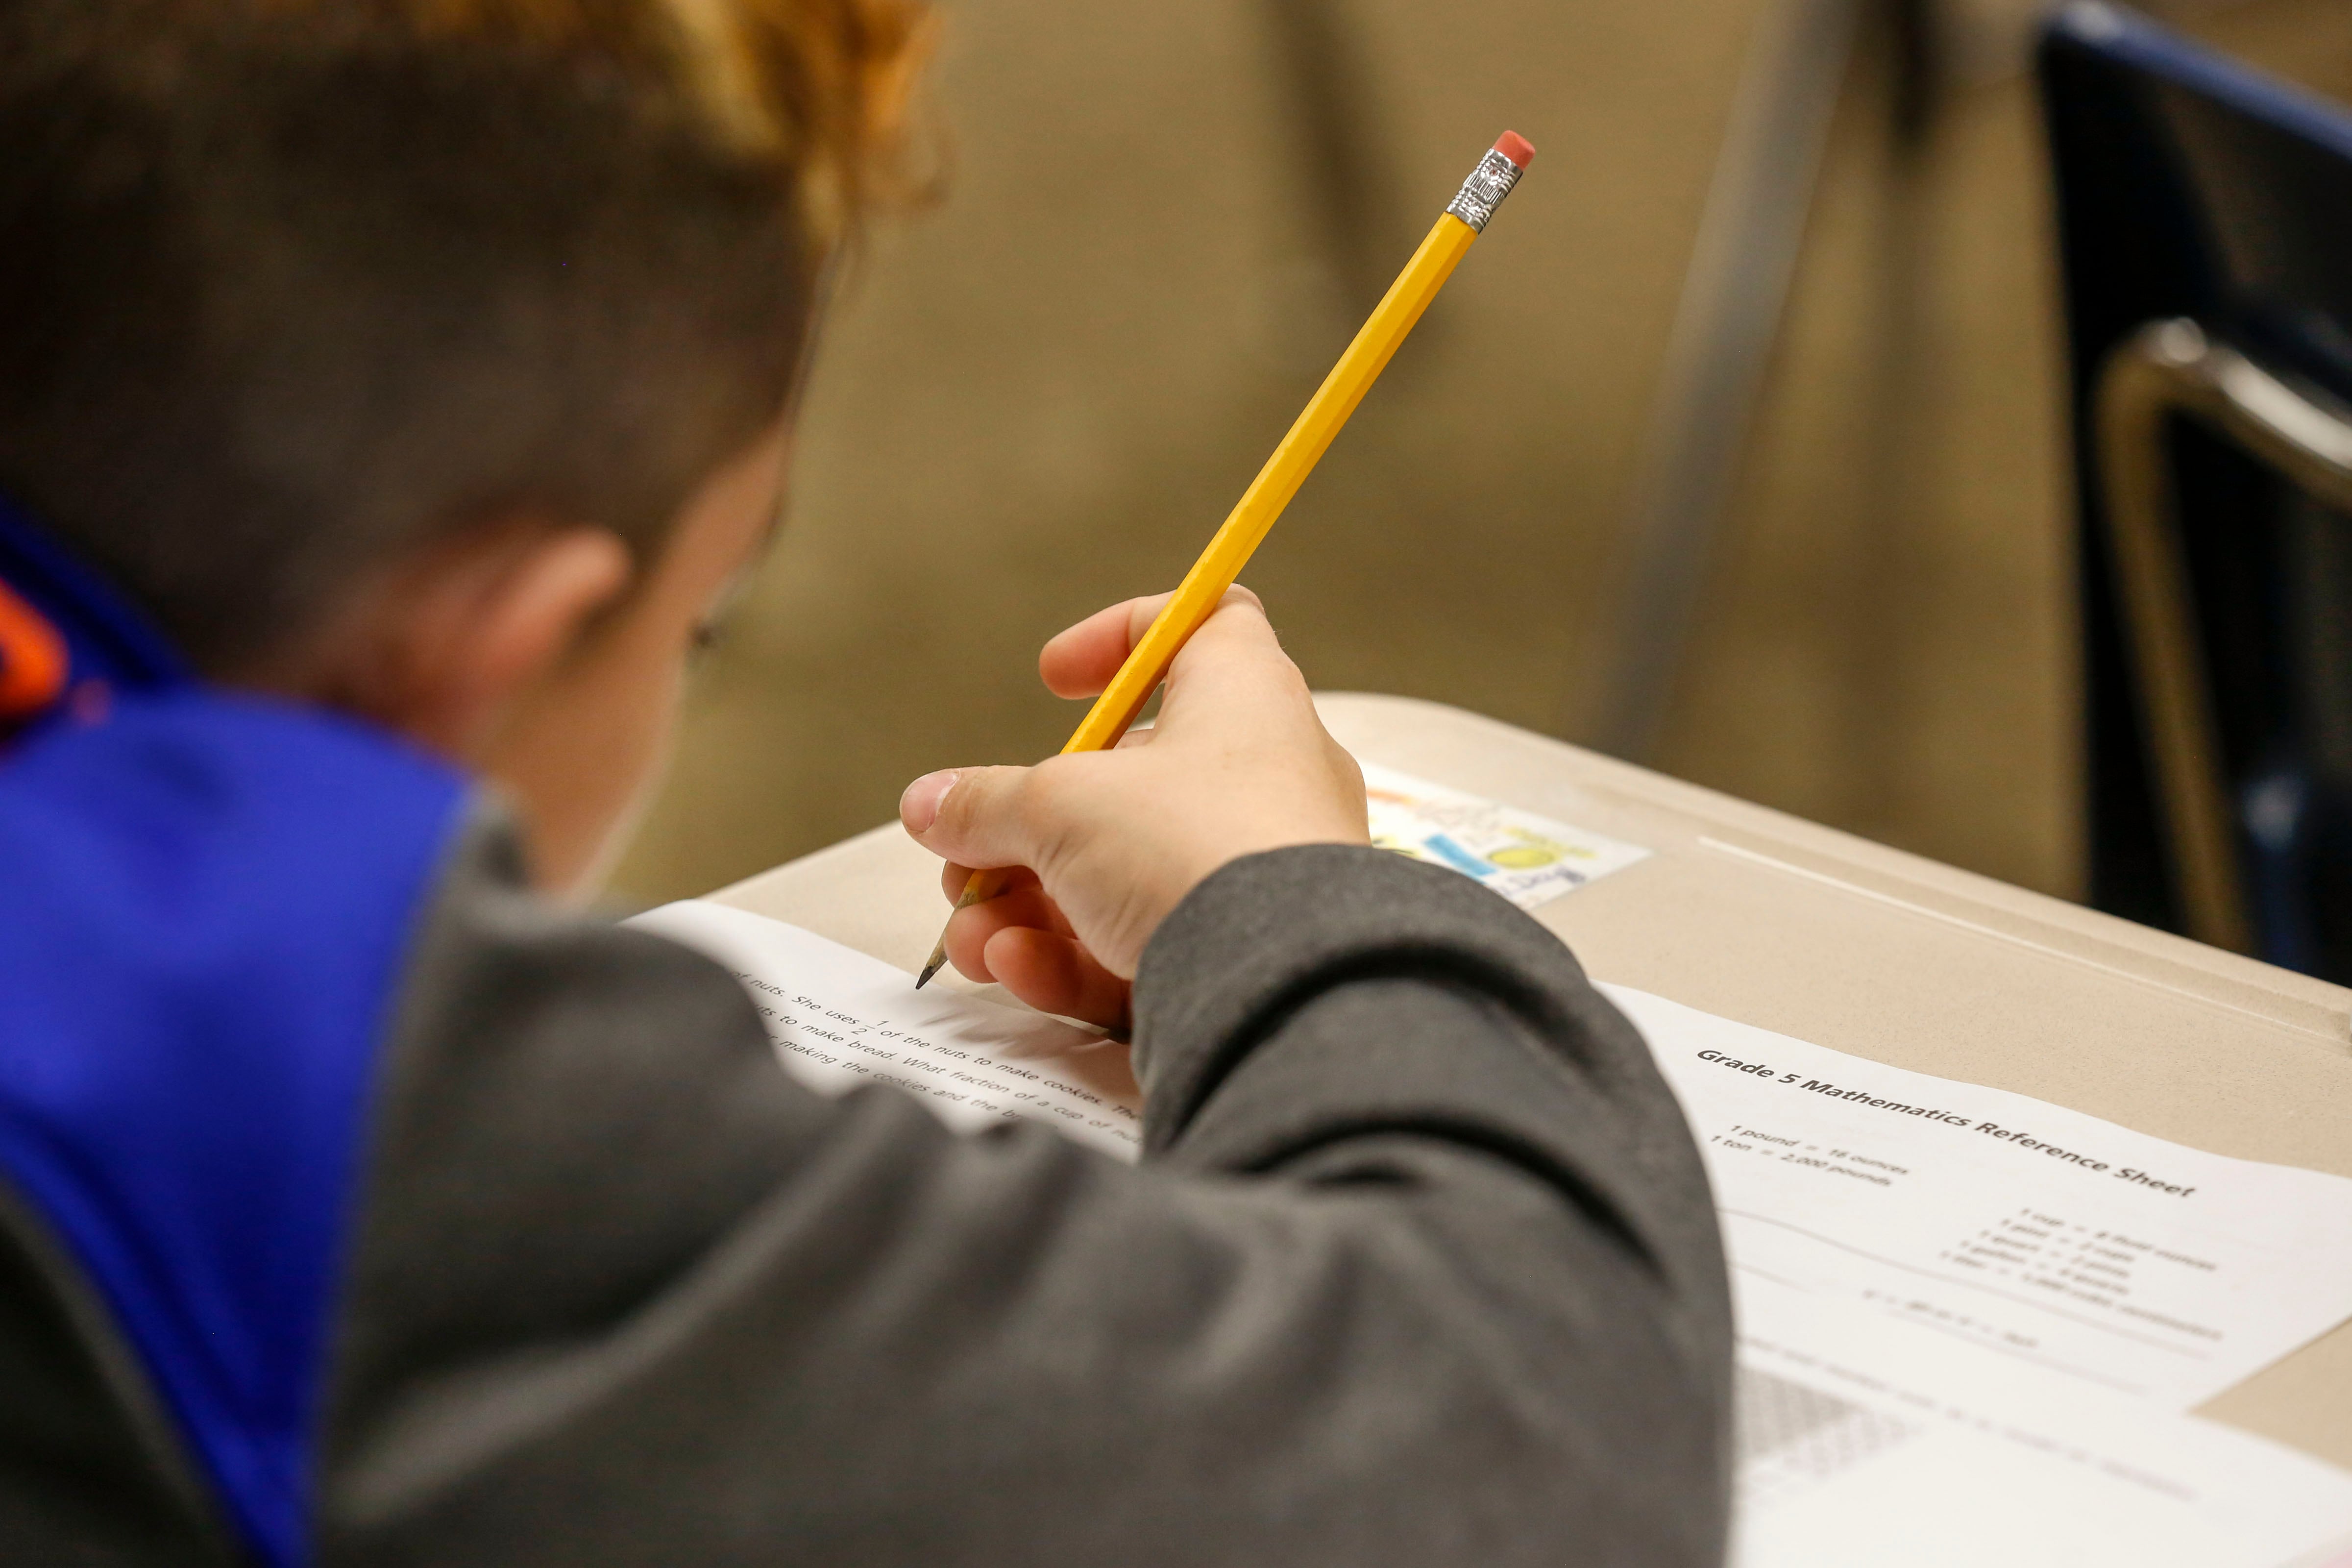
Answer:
[{"left": 0, "top": 577, "right": 68, "bottom": 719}]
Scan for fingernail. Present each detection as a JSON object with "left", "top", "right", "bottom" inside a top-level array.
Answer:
[{"left": 900, "top": 770, "right": 958, "bottom": 834}]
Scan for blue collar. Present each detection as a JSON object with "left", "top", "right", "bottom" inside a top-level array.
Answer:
[{"left": 0, "top": 492, "right": 188, "bottom": 744}]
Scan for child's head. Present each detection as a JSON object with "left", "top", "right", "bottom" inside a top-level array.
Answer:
[{"left": 0, "top": 0, "right": 927, "bottom": 890}]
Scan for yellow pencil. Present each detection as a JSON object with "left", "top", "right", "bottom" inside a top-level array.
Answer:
[{"left": 916, "top": 131, "right": 1536, "bottom": 988}]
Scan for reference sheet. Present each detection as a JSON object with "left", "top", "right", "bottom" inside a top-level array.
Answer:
[
  {"left": 1603, "top": 983, "right": 2352, "bottom": 1409},
  {"left": 628, "top": 901, "right": 1142, "bottom": 1158},
  {"left": 1361, "top": 762, "right": 1649, "bottom": 910},
  {"left": 627, "top": 903, "right": 2352, "bottom": 1560},
  {"left": 1731, "top": 1271, "right": 2352, "bottom": 1568}
]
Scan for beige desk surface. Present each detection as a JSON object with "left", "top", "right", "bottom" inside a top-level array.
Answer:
[{"left": 708, "top": 692, "right": 2352, "bottom": 1468}]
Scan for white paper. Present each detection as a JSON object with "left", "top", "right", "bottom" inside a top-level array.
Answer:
[
  {"left": 1361, "top": 762, "right": 1649, "bottom": 909},
  {"left": 1731, "top": 1271, "right": 2352, "bottom": 1568},
  {"left": 1603, "top": 983, "right": 2352, "bottom": 1408},
  {"left": 630, "top": 905, "right": 2352, "bottom": 1558},
  {"left": 629, "top": 902, "right": 1143, "bottom": 1158}
]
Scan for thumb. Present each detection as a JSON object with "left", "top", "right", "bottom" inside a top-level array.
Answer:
[{"left": 899, "top": 765, "right": 1049, "bottom": 872}]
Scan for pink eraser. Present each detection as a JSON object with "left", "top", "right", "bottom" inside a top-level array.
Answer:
[{"left": 1493, "top": 131, "right": 1535, "bottom": 169}]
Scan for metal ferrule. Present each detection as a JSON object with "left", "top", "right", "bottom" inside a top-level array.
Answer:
[{"left": 1445, "top": 150, "right": 1523, "bottom": 232}]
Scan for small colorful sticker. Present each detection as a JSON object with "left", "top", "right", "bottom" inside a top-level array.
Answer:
[{"left": 1361, "top": 761, "right": 1650, "bottom": 910}]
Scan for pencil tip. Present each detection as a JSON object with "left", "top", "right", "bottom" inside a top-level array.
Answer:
[{"left": 914, "top": 956, "right": 943, "bottom": 989}]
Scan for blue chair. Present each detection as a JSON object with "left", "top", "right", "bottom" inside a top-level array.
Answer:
[{"left": 2039, "top": 2, "right": 2352, "bottom": 978}]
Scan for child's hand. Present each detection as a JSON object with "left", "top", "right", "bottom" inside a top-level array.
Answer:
[{"left": 900, "top": 588, "right": 1369, "bottom": 1031}]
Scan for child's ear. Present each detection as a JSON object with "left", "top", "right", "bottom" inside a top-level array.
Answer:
[{"left": 329, "top": 521, "right": 635, "bottom": 761}]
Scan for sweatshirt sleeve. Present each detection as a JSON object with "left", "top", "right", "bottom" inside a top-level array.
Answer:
[{"left": 314, "top": 818, "right": 1733, "bottom": 1568}]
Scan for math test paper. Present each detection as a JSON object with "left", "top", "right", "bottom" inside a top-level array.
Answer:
[
  {"left": 630, "top": 902, "right": 1139, "bottom": 1158},
  {"left": 629, "top": 905, "right": 2352, "bottom": 1561},
  {"left": 1603, "top": 983, "right": 2352, "bottom": 1409}
]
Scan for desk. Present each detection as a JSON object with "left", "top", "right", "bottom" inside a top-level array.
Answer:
[{"left": 707, "top": 692, "right": 2352, "bottom": 1467}]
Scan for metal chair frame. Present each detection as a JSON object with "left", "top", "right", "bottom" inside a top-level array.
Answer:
[
  {"left": 1578, "top": 0, "right": 1941, "bottom": 760},
  {"left": 2094, "top": 316, "right": 2352, "bottom": 954}
]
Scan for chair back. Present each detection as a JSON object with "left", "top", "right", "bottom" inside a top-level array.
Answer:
[{"left": 2040, "top": 2, "right": 2352, "bottom": 976}]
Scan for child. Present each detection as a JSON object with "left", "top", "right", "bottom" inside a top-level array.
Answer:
[{"left": 0, "top": 2, "right": 1732, "bottom": 1564}]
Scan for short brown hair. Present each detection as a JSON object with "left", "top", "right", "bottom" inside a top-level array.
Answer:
[{"left": 0, "top": 0, "right": 928, "bottom": 670}]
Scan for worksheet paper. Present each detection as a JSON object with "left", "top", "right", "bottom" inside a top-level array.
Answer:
[
  {"left": 635, "top": 904, "right": 2352, "bottom": 1410},
  {"left": 628, "top": 901, "right": 1142, "bottom": 1158},
  {"left": 627, "top": 907, "right": 2352, "bottom": 1562},
  {"left": 1602, "top": 983, "right": 2352, "bottom": 1409},
  {"left": 1730, "top": 1271, "right": 2352, "bottom": 1568}
]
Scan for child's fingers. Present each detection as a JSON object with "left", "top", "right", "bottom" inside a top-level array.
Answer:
[
  {"left": 902, "top": 764, "right": 1050, "bottom": 873},
  {"left": 1153, "top": 592, "right": 1304, "bottom": 731},
  {"left": 1039, "top": 594, "right": 1168, "bottom": 699},
  {"left": 943, "top": 881, "right": 1077, "bottom": 980},
  {"left": 981, "top": 925, "right": 1132, "bottom": 1033},
  {"left": 1037, "top": 587, "right": 1265, "bottom": 700},
  {"left": 937, "top": 861, "right": 1041, "bottom": 904}
]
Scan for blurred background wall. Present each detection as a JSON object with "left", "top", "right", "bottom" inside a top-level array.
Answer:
[{"left": 611, "top": 0, "right": 2352, "bottom": 908}]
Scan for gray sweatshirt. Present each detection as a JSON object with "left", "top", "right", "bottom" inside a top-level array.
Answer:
[{"left": 1, "top": 813, "right": 1732, "bottom": 1566}]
